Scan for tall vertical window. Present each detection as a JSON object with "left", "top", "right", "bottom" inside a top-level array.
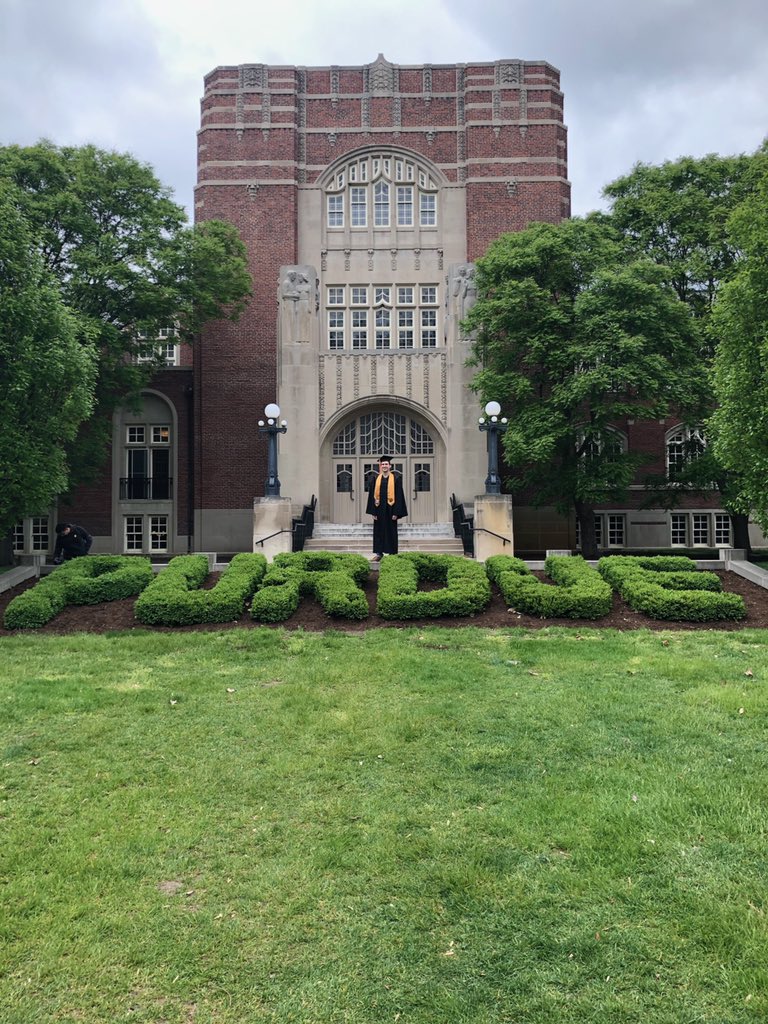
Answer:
[
  {"left": 150, "top": 515, "right": 168, "bottom": 552},
  {"left": 692, "top": 513, "right": 709, "bottom": 546},
  {"left": 12, "top": 522, "right": 24, "bottom": 553},
  {"left": 350, "top": 187, "right": 367, "bottom": 227},
  {"left": 125, "top": 516, "right": 144, "bottom": 551},
  {"left": 352, "top": 310, "right": 368, "bottom": 349},
  {"left": 375, "top": 309, "right": 391, "bottom": 349},
  {"left": 396, "top": 186, "right": 414, "bottom": 226},
  {"left": 671, "top": 514, "right": 687, "bottom": 546},
  {"left": 419, "top": 193, "right": 436, "bottom": 226},
  {"left": 714, "top": 514, "right": 731, "bottom": 546},
  {"left": 421, "top": 309, "right": 437, "bottom": 347},
  {"left": 607, "top": 515, "right": 625, "bottom": 547},
  {"left": 122, "top": 424, "right": 172, "bottom": 500},
  {"left": 374, "top": 181, "right": 390, "bottom": 226},
  {"left": 329, "top": 310, "right": 345, "bottom": 350},
  {"left": 327, "top": 194, "right": 344, "bottom": 227},
  {"left": 31, "top": 517, "right": 50, "bottom": 551},
  {"left": 398, "top": 310, "right": 414, "bottom": 348},
  {"left": 666, "top": 426, "right": 706, "bottom": 479}
]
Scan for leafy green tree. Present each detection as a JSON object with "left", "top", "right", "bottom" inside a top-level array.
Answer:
[
  {"left": 605, "top": 152, "right": 760, "bottom": 317},
  {"left": 0, "top": 141, "right": 251, "bottom": 483},
  {"left": 0, "top": 182, "right": 97, "bottom": 542},
  {"left": 605, "top": 151, "right": 768, "bottom": 548},
  {"left": 710, "top": 162, "right": 768, "bottom": 533},
  {"left": 467, "top": 218, "right": 705, "bottom": 558}
]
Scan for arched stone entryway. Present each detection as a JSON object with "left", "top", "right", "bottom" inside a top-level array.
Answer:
[{"left": 321, "top": 403, "right": 445, "bottom": 525}]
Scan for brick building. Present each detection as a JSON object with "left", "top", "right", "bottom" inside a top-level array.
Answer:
[{"left": 14, "top": 56, "right": 750, "bottom": 559}]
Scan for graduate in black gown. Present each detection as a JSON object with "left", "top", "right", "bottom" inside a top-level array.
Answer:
[{"left": 366, "top": 455, "right": 408, "bottom": 560}]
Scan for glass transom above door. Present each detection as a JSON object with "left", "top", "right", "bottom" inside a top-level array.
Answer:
[{"left": 332, "top": 412, "right": 434, "bottom": 457}]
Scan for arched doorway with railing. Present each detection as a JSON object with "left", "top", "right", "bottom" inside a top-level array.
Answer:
[{"left": 320, "top": 402, "right": 446, "bottom": 525}]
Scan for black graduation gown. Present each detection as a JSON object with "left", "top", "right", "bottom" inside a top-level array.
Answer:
[{"left": 366, "top": 473, "right": 408, "bottom": 555}]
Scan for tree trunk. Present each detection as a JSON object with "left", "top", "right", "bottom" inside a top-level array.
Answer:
[
  {"left": 730, "top": 512, "right": 752, "bottom": 556},
  {"left": 575, "top": 501, "right": 598, "bottom": 560},
  {"left": 0, "top": 532, "right": 14, "bottom": 566}
]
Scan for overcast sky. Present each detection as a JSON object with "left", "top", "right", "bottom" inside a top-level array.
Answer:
[{"left": 2, "top": 0, "right": 766, "bottom": 219}]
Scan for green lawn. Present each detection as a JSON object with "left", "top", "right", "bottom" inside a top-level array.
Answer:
[{"left": 1, "top": 626, "right": 767, "bottom": 1023}]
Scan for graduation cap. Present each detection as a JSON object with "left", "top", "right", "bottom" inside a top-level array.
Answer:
[{"left": 378, "top": 455, "right": 393, "bottom": 463}]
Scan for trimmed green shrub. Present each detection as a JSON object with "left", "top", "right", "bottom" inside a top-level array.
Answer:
[
  {"left": 251, "top": 552, "right": 370, "bottom": 623},
  {"left": 377, "top": 553, "right": 491, "bottom": 619},
  {"left": 485, "top": 554, "right": 612, "bottom": 619},
  {"left": 134, "top": 553, "right": 267, "bottom": 626},
  {"left": 598, "top": 555, "right": 746, "bottom": 621},
  {"left": 4, "top": 556, "right": 153, "bottom": 630}
]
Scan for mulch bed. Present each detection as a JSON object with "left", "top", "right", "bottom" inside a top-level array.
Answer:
[{"left": 2, "top": 570, "right": 768, "bottom": 636}]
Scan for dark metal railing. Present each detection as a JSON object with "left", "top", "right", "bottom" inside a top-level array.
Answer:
[
  {"left": 450, "top": 493, "right": 475, "bottom": 557},
  {"left": 292, "top": 495, "right": 317, "bottom": 552},
  {"left": 119, "top": 477, "right": 173, "bottom": 500}
]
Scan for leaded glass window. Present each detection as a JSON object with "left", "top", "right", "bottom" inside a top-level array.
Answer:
[
  {"left": 359, "top": 412, "right": 407, "bottom": 456},
  {"left": 333, "top": 422, "right": 357, "bottom": 455},
  {"left": 410, "top": 421, "right": 434, "bottom": 454}
]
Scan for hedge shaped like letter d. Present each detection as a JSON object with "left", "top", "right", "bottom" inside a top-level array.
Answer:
[
  {"left": 4, "top": 556, "right": 153, "bottom": 630},
  {"left": 134, "top": 553, "right": 267, "bottom": 626}
]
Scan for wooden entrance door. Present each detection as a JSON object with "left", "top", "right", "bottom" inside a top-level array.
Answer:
[
  {"left": 409, "top": 457, "right": 435, "bottom": 524},
  {"left": 332, "top": 461, "right": 358, "bottom": 524}
]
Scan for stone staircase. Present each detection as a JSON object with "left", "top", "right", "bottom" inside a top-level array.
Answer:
[{"left": 305, "top": 522, "right": 463, "bottom": 556}]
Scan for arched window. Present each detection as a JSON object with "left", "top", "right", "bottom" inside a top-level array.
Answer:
[
  {"left": 325, "top": 152, "right": 439, "bottom": 231},
  {"left": 577, "top": 427, "right": 627, "bottom": 461},
  {"left": 666, "top": 425, "right": 706, "bottom": 479}
]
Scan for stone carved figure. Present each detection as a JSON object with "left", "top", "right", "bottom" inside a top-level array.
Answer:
[
  {"left": 279, "top": 265, "right": 318, "bottom": 344},
  {"left": 448, "top": 263, "right": 478, "bottom": 341}
]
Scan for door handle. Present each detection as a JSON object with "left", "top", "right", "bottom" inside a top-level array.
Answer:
[{"left": 350, "top": 490, "right": 354, "bottom": 500}]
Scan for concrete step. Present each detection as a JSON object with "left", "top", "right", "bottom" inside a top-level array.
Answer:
[
  {"left": 304, "top": 535, "right": 463, "bottom": 556},
  {"left": 311, "top": 523, "right": 456, "bottom": 537}
]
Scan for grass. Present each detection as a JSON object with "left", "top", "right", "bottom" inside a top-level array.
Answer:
[{"left": 1, "top": 625, "right": 768, "bottom": 1023}]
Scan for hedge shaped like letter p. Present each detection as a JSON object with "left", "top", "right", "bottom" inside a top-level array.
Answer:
[
  {"left": 4, "top": 556, "right": 153, "bottom": 630},
  {"left": 134, "top": 553, "right": 267, "bottom": 626}
]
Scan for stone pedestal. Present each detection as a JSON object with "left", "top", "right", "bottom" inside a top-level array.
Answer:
[
  {"left": 473, "top": 494, "right": 514, "bottom": 561},
  {"left": 253, "top": 497, "right": 294, "bottom": 561}
]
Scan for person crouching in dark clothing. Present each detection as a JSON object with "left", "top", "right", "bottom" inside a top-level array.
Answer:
[{"left": 53, "top": 523, "right": 93, "bottom": 564}]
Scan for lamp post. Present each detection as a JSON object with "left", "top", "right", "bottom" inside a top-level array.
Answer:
[
  {"left": 258, "top": 402, "right": 288, "bottom": 497},
  {"left": 478, "top": 400, "right": 508, "bottom": 495}
]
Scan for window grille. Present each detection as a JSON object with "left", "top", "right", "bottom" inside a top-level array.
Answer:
[{"left": 332, "top": 422, "right": 357, "bottom": 455}]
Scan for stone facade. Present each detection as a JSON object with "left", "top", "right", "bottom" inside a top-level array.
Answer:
[{"left": 191, "top": 56, "right": 569, "bottom": 549}]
